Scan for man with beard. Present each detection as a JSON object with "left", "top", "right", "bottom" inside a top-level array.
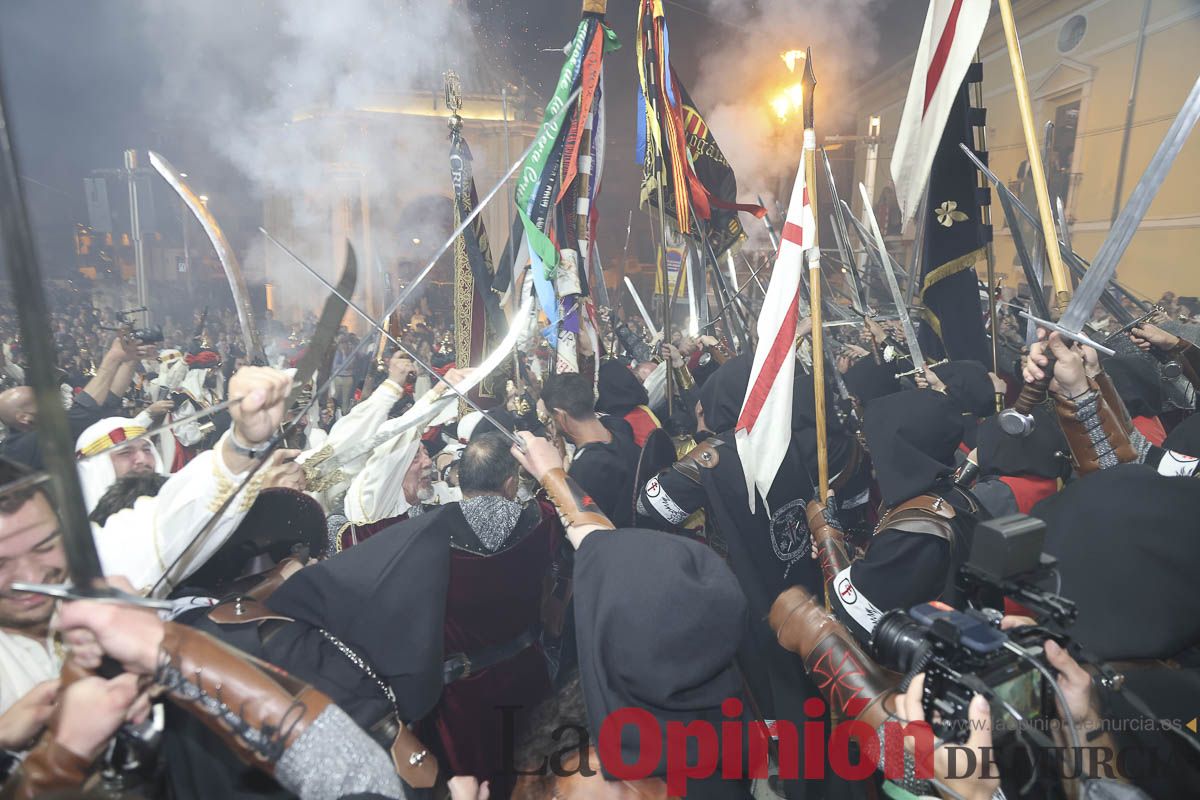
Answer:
[
  {"left": 633, "top": 351, "right": 866, "bottom": 800},
  {"left": 806, "top": 389, "right": 989, "bottom": 644},
  {"left": 74, "top": 416, "right": 166, "bottom": 513},
  {"left": 0, "top": 366, "right": 291, "bottom": 759},
  {"left": 539, "top": 371, "right": 641, "bottom": 527}
]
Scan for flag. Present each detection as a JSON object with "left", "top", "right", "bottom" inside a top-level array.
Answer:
[
  {"left": 891, "top": 0, "right": 990, "bottom": 225},
  {"left": 514, "top": 11, "right": 619, "bottom": 353},
  {"left": 636, "top": 0, "right": 763, "bottom": 254},
  {"left": 449, "top": 127, "right": 505, "bottom": 399},
  {"left": 735, "top": 138, "right": 816, "bottom": 513},
  {"left": 916, "top": 69, "right": 992, "bottom": 365}
]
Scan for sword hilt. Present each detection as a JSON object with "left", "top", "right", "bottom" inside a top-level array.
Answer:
[{"left": 998, "top": 354, "right": 1056, "bottom": 437}]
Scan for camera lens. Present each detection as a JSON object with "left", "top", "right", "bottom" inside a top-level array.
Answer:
[{"left": 870, "top": 610, "right": 928, "bottom": 673}]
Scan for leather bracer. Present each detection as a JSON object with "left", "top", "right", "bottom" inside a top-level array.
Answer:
[
  {"left": 671, "top": 437, "right": 721, "bottom": 484},
  {"left": 1170, "top": 337, "right": 1200, "bottom": 391},
  {"left": 154, "top": 621, "right": 331, "bottom": 774},
  {"left": 0, "top": 739, "right": 92, "bottom": 800},
  {"left": 1053, "top": 374, "right": 1140, "bottom": 475},
  {"left": 539, "top": 468, "right": 616, "bottom": 531},
  {"left": 807, "top": 500, "right": 850, "bottom": 597},
  {"left": 769, "top": 586, "right": 896, "bottom": 729}
]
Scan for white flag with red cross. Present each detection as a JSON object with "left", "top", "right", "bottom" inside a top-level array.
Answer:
[{"left": 734, "top": 130, "right": 816, "bottom": 513}]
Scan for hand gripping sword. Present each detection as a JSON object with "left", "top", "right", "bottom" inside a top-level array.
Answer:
[
  {"left": 998, "top": 71, "right": 1200, "bottom": 437},
  {"left": 859, "top": 183, "right": 925, "bottom": 378}
]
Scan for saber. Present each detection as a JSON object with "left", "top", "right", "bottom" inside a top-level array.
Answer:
[
  {"left": 860, "top": 182, "right": 925, "bottom": 374},
  {"left": 821, "top": 147, "right": 869, "bottom": 314},
  {"left": 148, "top": 152, "right": 265, "bottom": 363},
  {"left": 263, "top": 229, "right": 529, "bottom": 451},
  {"left": 623, "top": 276, "right": 659, "bottom": 340}
]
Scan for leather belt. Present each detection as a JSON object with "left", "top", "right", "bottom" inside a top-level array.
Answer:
[{"left": 443, "top": 628, "right": 538, "bottom": 684}]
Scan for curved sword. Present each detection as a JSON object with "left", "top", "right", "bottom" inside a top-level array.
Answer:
[{"left": 149, "top": 151, "right": 265, "bottom": 363}]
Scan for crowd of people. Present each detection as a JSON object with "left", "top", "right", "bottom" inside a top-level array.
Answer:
[{"left": 0, "top": 268, "right": 1196, "bottom": 800}]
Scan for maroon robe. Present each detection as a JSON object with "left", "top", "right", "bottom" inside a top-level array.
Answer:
[{"left": 420, "top": 499, "right": 560, "bottom": 795}]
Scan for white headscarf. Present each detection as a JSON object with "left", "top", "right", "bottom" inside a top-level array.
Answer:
[{"left": 75, "top": 416, "right": 166, "bottom": 512}]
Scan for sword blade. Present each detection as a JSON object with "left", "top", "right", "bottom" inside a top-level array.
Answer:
[
  {"left": 858, "top": 183, "right": 925, "bottom": 372},
  {"left": 265, "top": 232, "right": 529, "bottom": 451},
  {"left": 286, "top": 240, "right": 357, "bottom": 406},
  {"left": 0, "top": 72, "right": 102, "bottom": 587},
  {"left": 1059, "top": 72, "right": 1200, "bottom": 332},
  {"left": 148, "top": 152, "right": 265, "bottom": 362},
  {"left": 623, "top": 276, "right": 659, "bottom": 339},
  {"left": 821, "top": 147, "right": 868, "bottom": 314}
]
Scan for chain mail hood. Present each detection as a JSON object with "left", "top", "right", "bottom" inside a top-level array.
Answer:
[{"left": 459, "top": 494, "right": 524, "bottom": 552}]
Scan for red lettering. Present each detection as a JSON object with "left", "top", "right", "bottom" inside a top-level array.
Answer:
[
  {"left": 746, "top": 721, "right": 771, "bottom": 780},
  {"left": 598, "top": 708, "right": 661, "bottom": 781},
  {"left": 767, "top": 720, "right": 800, "bottom": 780},
  {"left": 829, "top": 720, "right": 878, "bottom": 781},
  {"left": 665, "top": 720, "right": 719, "bottom": 796},
  {"left": 721, "top": 698, "right": 743, "bottom": 780}
]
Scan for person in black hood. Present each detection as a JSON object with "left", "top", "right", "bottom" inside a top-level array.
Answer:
[
  {"left": 1164, "top": 412, "right": 1200, "bottom": 456},
  {"left": 842, "top": 357, "right": 901, "bottom": 406},
  {"left": 805, "top": 389, "right": 989, "bottom": 645},
  {"left": 1031, "top": 465, "right": 1200, "bottom": 798},
  {"left": 970, "top": 405, "right": 1069, "bottom": 516},
  {"left": 928, "top": 359, "right": 1001, "bottom": 448},
  {"left": 634, "top": 352, "right": 867, "bottom": 800},
  {"left": 595, "top": 359, "right": 662, "bottom": 447}
]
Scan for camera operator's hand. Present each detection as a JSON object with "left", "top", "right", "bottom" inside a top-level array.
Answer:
[
  {"left": 1044, "top": 640, "right": 1101, "bottom": 731},
  {"left": 897, "top": 674, "right": 1000, "bottom": 800}
]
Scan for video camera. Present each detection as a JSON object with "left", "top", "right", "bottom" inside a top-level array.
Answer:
[
  {"left": 115, "top": 307, "right": 163, "bottom": 345},
  {"left": 869, "top": 514, "right": 1077, "bottom": 744}
]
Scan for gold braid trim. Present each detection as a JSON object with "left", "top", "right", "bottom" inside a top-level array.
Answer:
[
  {"left": 453, "top": 190, "right": 475, "bottom": 417},
  {"left": 301, "top": 443, "right": 336, "bottom": 486},
  {"left": 919, "top": 247, "right": 987, "bottom": 341}
]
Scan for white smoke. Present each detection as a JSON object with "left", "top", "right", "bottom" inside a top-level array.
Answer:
[
  {"left": 139, "top": 0, "right": 489, "bottom": 315},
  {"left": 695, "top": 0, "right": 888, "bottom": 240}
]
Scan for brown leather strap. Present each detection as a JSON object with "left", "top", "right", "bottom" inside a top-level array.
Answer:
[
  {"left": 769, "top": 586, "right": 897, "bottom": 729},
  {"left": 671, "top": 436, "right": 721, "bottom": 483},
  {"left": 0, "top": 738, "right": 92, "bottom": 800},
  {"left": 156, "top": 621, "right": 331, "bottom": 773},
  {"left": 208, "top": 597, "right": 294, "bottom": 626},
  {"left": 807, "top": 500, "right": 851, "bottom": 596},
  {"left": 1053, "top": 374, "right": 1139, "bottom": 475},
  {"left": 540, "top": 468, "right": 615, "bottom": 530},
  {"left": 875, "top": 494, "right": 957, "bottom": 542}
]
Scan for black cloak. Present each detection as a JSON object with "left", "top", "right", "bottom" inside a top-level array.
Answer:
[
  {"left": 1164, "top": 413, "right": 1200, "bottom": 456},
  {"left": 573, "top": 529, "right": 750, "bottom": 797},
  {"left": 863, "top": 389, "right": 965, "bottom": 507},
  {"left": 976, "top": 406, "right": 1070, "bottom": 480},
  {"left": 842, "top": 357, "right": 901, "bottom": 405},
  {"left": 1032, "top": 464, "right": 1200, "bottom": 661},
  {"left": 931, "top": 359, "right": 997, "bottom": 419}
]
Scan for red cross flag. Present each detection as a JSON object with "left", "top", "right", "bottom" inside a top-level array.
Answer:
[
  {"left": 891, "top": 0, "right": 990, "bottom": 224},
  {"left": 735, "top": 131, "right": 817, "bottom": 513}
]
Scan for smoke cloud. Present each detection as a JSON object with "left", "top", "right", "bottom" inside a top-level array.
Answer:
[
  {"left": 139, "top": 0, "right": 490, "bottom": 313},
  {"left": 694, "top": 0, "right": 888, "bottom": 241}
]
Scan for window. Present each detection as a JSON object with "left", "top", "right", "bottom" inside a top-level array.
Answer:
[{"left": 1058, "top": 15, "right": 1087, "bottom": 54}]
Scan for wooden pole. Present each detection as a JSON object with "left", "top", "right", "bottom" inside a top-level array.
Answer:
[
  {"left": 802, "top": 48, "right": 829, "bottom": 501},
  {"left": 997, "top": 0, "right": 1071, "bottom": 311}
]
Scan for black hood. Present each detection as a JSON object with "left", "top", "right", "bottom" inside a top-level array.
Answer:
[
  {"left": 976, "top": 405, "right": 1070, "bottom": 480},
  {"left": 696, "top": 352, "right": 753, "bottom": 434},
  {"left": 1033, "top": 465, "right": 1200, "bottom": 660},
  {"left": 864, "top": 389, "right": 964, "bottom": 507},
  {"left": 843, "top": 358, "right": 902, "bottom": 405},
  {"left": 1102, "top": 355, "right": 1163, "bottom": 417},
  {"left": 573, "top": 528, "right": 746, "bottom": 779},
  {"left": 268, "top": 509, "right": 449, "bottom": 721},
  {"left": 1164, "top": 413, "right": 1200, "bottom": 457},
  {"left": 931, "top": 360, "right": 996, "bottom": 419},
  {"left": 596, "top": 360, "right": 649, "bottom": 418}
]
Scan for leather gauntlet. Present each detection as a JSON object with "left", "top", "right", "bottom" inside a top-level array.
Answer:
[
  {"left": 154, "top": 621, "right": 331, "bottom": 774},
  {"left": 769, "top": 586, "right": 896, "bottom": 729},
  {"left": 1053, "top": 373, "right": 1139, "bottom": 475},
  {"left": 0, "top": 739, "right": 92, "bottom": 800},
  {"left": 539, "top": 468, "right": 616, "bottom": 531},
  {"left": 1170, "top": 337, "right": 1200, "bottom": 391},
  {"left": 806, "top": 500, "right": 850, "bottom": 597}
]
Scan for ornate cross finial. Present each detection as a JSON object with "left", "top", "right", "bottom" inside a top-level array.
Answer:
[{"left": 444, "top": 71, "right": 463, "bottom": 132}]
